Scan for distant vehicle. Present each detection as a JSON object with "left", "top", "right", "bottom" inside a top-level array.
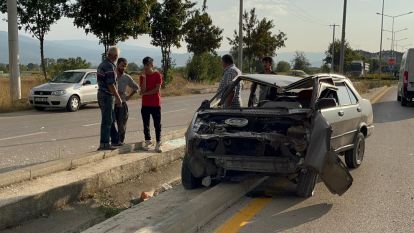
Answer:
[
  {"left": 349, "top": 60, "right": 369, "bottom": 77},
  {"left": 28, "top": 69, "right": 98, "bottom": 112},
  {"left": 182, "top": 74, "right": 373, "bottom": 197},
  {"left": 398, "top": 48, "right": 414, "bottom": 106},
  {"left": 288, "top": 70, "right": 308, "bottom": 78}
]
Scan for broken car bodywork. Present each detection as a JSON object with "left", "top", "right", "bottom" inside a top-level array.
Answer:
[{"left": 184, "top": 74, "right": 372, "bottom": 196}]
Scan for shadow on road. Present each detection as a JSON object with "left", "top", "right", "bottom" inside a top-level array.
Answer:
[
  {"left": 373, "top": 100, "right": 414, "bottom": 123},
  {"left": 0, "top": 104, "right": 99, "bottom": 118}
]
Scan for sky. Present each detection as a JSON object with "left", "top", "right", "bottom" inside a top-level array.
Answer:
[{"left": 0, "top": 0, "right": 413, "bottom": 54}]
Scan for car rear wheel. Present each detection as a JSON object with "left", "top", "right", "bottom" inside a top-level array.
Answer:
[
  {"left": 181, "top": 156, "right": 202, "bottom": 190},
  {"left": 296, "top": 169, "right": 318, "bottom": 198},
  {"left": 66, "top": 95, "right": 80, "bottom": 112},
  {"left": 34, "top": 106, "right": 45, "bottom": 111},
  {"left": 345, "top": 132, "right": 365, "bottom": 169}
]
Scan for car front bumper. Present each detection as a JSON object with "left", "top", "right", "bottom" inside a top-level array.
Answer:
[{"left": 28, "top": 94, "right": 70, "bottom": 108}]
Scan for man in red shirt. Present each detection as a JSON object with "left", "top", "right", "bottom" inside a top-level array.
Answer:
[{"left": 140, "top": 57, "right": 163, "bottom": 152}]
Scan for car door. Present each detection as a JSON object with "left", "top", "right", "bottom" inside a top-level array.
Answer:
[
  {"left": 334, "top": 82, "right": 362, "bottom": 150},
  {"left": 80, "top": 72, "right": 98, "bottom": 103},
  {"left": 318, "top": 83, "right": 342, "bottom": 150}
]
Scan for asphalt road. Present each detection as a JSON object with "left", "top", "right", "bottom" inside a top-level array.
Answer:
[
  {"left": 200, "top": 86, "right": 414, "bottom": 233},
  {"left": 0, "top": 93, "right": 214, "bottom": 173}
]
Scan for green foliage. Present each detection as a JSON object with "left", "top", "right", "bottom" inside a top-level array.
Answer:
[
  {"left": 291, "top": 51, "right": 311, "bottom": 72},
  {"left": 0, "top": 64, "right": 8, "bottom": 73},
  {"left": 0, "top": 0, "right": 68, "bottom": 80},
  {"left": 149, "top": 0, "right": 195, "bottom": 87},
  {"left": 320, "top": 63, "right": 330, "bottom": 73},
  {"left": 324, "top": 39, "right": 363, "bottom": 72},
  {"left": 183, "top": 10, "right": 223, "bottom": 55},
  {"left": 228, "top": 8, "right": 287, "bottom": 72},
  {"left": 127, "top": 62, "right": 140, "bottom": 72},
  {"left": 276, "top": 61, "right": 291, "bottom": 72},
  {"left": 185, "top": 52, "right": 222, "bottom": 83},
  {"left": 47, "top": 57, "right": 91, "bottom": 78},
  {"left": 27, "top": 63, "right": 40, "bottom": 71},
  {"left": 68, "top": 0, "right": 154, "bottom": 53}
]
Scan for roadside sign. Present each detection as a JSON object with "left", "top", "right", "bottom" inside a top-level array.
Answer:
[{"left": 388, "top": 58, "right": 396, "bottom": 65}]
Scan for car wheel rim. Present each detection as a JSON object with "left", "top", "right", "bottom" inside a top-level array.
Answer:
[
  {"left": 71, "top": 98, "right": 79, "bottom": 109},
  {"left": 356, "top": 138, "right": 365, "bottom": 164}
]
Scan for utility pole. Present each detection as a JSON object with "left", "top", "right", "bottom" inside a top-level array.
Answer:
[
  {"left": 379, "top": 0, "right": 385, "bottom": 78},
  {"left": 238, "top": 0, "right": 243, "bottom": 73},
  {"left": 329, "top": 24, "right": 339, "bottom": 73},
  {"left": 339, "top": 0, "right": 347, "bottom": 74},
  {"left": 7, "top": 0, "right": 21, "bottom": 102}
]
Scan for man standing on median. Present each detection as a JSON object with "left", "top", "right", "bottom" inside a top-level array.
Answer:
[
  {"left": 115, "top": 58, "right": 140, "bottom": 144},
  {"left": 140, "top": 57, "right": 163, "bottom": 153},
  {"left": 97, "top": 47, "right": 123, "bottom": 151},
  {"left": 216, "top": 54, "right": 242, "bottom": 108}
]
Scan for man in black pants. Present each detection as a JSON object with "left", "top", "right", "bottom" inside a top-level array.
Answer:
[
  {"left": 115, "top": 58, "right": 139, "bottom": 144},
  {"left": 140, "top": 57, "right": 163, "bottom": 153}
]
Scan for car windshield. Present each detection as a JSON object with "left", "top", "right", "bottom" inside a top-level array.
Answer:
[
  {"left": 210, "top": 76, "right": 314, "bottom": 109},
  {"left": 50, "top": 72, "right": 85, "bottom": 83}
]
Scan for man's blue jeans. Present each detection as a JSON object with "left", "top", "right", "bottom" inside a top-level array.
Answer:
[{"left": 98, "top": 91, "right": 119, "bottom": 145}]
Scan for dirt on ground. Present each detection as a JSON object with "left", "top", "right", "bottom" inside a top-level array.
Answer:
[{"left": 0, "top": 159, "right": 183, "bottom": 233}]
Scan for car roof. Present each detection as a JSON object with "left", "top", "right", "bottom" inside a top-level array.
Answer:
[
  {"left": 64, "top": 69, "right": 97, "bottom": 73},
  {"left": 238, "top": 74, "right": 303, "bottom": 87}
]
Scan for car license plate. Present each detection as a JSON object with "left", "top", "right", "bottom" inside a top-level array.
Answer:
[{"left": 35, "top": 97, "right": 47, "bottom": 102}]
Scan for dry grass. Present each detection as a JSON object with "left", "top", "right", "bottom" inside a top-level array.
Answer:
[
  {"left": 352, "top": 79, "right": 397, "bottom": 94},
  {"left": 0, "top": 76, "right": 44, "bottom": 113}
]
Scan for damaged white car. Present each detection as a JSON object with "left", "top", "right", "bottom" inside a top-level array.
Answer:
[{"left": 182, "top": 74, "right": 374, "bottom": 197}]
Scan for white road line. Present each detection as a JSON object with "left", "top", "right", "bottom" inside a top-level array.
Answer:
[
  {"left": 82, "top": 123, "right": 101, "bottom": 127},
  {"left": 0, "top": 132, "right": 47, "bottom": 141},
  {"left": 163, "top": 109, "right": 186, "bottom": 114}
]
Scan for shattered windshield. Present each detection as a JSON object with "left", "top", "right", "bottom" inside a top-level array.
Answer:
[{"left": 210, "top": 76, "right": 314, "bottom": 110}]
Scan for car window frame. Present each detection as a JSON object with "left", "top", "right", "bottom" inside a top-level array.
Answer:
[
  {"left": 335, "top": 81, "right": 356, "bottom": 106},
  {"left": 83, "top": 72, "right": 97, "bottom": 85}
]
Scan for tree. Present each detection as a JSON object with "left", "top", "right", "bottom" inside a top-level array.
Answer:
[
  {"left": 1, "top": 0, "right": 68, "bottom": 80},
  {"left": 276, "top": 61, "right": 291, "bottom": 73},
  {"left": 292, "top": 51, "right": 311, "bottom": 72},
  {"left": 228, "top": 8, "right": 286, "bottom": 72},
  {"left": 183, "top": 10, "right": 223, "bottom": 55},
  {"left": 324, "top": 39, "right": 362, "bottom": 72},
  {"left": 127, "top": 62, "right": 140, "bottom": 72},
  {"left": 48, "top": 57, "right": 91, "bottom": 77},
  {"left": 149, "top": 0, "right": 195, "bottom": 86},
  {"left": 68, "top": 0, "right": 154, "bottom": 54},
  {"left": 185, "top": 52, "right": 222, "bottom": 82},
  {"left": 27, "top": 63, "right": 40, "bottom": 71}
]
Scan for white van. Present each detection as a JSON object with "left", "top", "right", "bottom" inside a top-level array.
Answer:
[{"left": 398, "top": 48, "right": 414, "bottom": 106}]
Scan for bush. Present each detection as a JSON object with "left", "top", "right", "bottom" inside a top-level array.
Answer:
[
  {"left": 47, "top": 57, "right": 91, "bottom": 79},
  {"left": 276, "top": 61, "right": 291, "bottom": 73},
  {"left": 185, "top": 53, "right": 222, "bottom": 83}
]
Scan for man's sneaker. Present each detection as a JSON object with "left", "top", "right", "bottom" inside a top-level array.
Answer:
[
  {"left": 97, "top": 144, "right": 116, "bottom": 151},
  {"left": 111, "top": 142, "right": 124, "bottom": 147},
  {"left": 142, "top": 140, "right": 152, "bottom": 151},
  {"left": 155, "top": 142, "right": 163, "bottom": 153}
]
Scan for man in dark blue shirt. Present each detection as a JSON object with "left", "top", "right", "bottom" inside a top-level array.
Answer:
[{"left": 97, "top": 46, "right": 123, "bottom": 150}]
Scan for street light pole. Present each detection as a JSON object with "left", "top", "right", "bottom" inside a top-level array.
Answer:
[
  {"left": 7, "top": 0, "right": 21, "bottom": 102},
  {"left": 339, "top": 0, "right": 347, "bottom": 74},
  {"left": 238, "top": 0, "right": 243, "bottom": 73}
]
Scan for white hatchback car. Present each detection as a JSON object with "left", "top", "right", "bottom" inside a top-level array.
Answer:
[{"left": 29, "top": 69, "right": 98, "bottom": 112}]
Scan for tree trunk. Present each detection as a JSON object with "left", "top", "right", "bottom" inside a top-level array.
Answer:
[{"left": 40, "top": 37, "right": 47, "bottom": 80}]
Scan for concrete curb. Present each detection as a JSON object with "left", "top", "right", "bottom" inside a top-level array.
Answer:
[
  {"left": 0, "top": 141, "right": 185, "bottom": 230},
  {"left": 0, "top": 128, "right": 186, "bottom": 188},
  {"left": 134, "top": 177, "right": 267, "bottom": 233}
]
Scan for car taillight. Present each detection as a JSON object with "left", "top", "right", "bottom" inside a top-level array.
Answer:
[{"left": 403, "top": 71, "right": 409, "bottom": 93}]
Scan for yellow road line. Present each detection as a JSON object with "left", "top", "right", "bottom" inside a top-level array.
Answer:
[
  {"left": 370, "top": 86, "right": 392, "bottom": 104},
  {"left": 215, "top": 198, "right": 272, "bottom": 233}
]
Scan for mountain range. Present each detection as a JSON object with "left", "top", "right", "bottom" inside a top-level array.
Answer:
[{"left": 0, "top": 31, "right": 325, "bottom": 67}]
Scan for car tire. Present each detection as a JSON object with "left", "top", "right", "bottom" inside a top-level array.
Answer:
[
  {"left": 181, "top": 156, "right": 202, "bottom": 190},
  {"left": 345, "top": 132, "right": 365, "bottom": 169},
  {"left": 34, "top": 106, "right": 45, "bottom": 111},
  {"left": 66, "top": 95, "right": 80, "bottom": 112},
  {"left": 296, "top": 169, "right": 318, "bottom": 198},
  {"left": 401, "top": 97, "right": 408, "bottom": 106}
]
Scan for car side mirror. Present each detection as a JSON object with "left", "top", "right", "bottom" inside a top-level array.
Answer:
[
  {"left": 316, "top": 98, "right": 337, "bottom": 110},
  {"left": 83, "top": 80, "right": 91, "bottom": 85}
]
